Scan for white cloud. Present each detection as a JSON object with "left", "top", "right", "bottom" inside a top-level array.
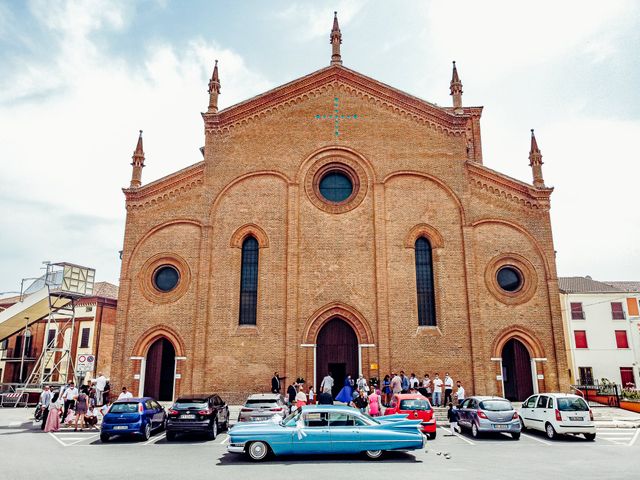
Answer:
[
  {"left": 0, "top": 0, "right": 270, "bottom": 289},
  {"left": 276, "top": 0, "right": 369, "bottom": 40}
]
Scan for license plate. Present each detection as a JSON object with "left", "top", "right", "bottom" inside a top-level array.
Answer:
[
  {"left": 569, "top": 417, "right": 582, "bottom": 421},
  {"left": 113, "top": 425, "right": 128, "bottom": 430},
  {"left": 181, "top": 414, "right": 196, "bottom": 419},
  {"left": 251, "top": 417, "right": 268, "bottom": 421},
  {"left": 492, "top": 424, "right": 508, "bottom": 429}
]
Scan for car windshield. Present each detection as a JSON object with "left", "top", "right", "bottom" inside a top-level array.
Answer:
[
  {"left": 174, "top": 400, "right": 208, "bottom": 409},
  {"left": 281, "top": 410, "right": 301, "bottom": 426},
  {"left": 109, "top": 402, "right": 139, "bottom": 413},
  {"left": 245, "top": 399, "right": 278, "bottom": 408},
  {"left": 400, "top": 399, "right": 431, "bottom": 411},
  {"left": 479, "top": 400, "right": 512, "bottom": 411},
  {"left": 557, "top": 397, "right": 589, "bottom": 411}
]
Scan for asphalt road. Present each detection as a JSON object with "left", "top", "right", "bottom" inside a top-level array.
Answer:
[{"left": 0, "top": 408, "right": 638, "bottom": 480}]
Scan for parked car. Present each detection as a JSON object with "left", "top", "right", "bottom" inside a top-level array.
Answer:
[
  {"left": 100, "top": 397, "right": 166, "bottom": 442},
  {"left": 384, "top": 393, "right": 437, "bottom": 439},
  {"left": 228, "top": 404, "right": 424, "bottom": 461},
  {"left": 166, "top": 393, "right": 230, "bottom": 441},
  {"left": 457, "top": 396, "right": 521, "bottom": 439},
  {"left": 238, "top": 393, "right": 287, "bottom": 423},
  {"left": 519, "top": 393, "right": 595, "bottom": 440}
]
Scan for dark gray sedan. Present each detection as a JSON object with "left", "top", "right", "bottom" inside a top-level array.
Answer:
[{"left": 457, "top": 396, "right": 521, "bottom": 439}]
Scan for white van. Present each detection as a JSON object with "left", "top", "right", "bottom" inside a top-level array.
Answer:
[{"left": 519, "top": 393, "right": 596, "bottom": 440}]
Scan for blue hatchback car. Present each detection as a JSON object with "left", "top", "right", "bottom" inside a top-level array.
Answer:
[{"left": 100, "top": 397, "right": 166, "bottom": 442}]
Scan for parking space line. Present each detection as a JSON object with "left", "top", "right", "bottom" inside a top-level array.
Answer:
[
  {"left": 218, "top": 435, "right": 229, "bottom": 444},
  {"left": 629, "top": 430, "right": 639, "bottom": 447},
  {"left": 438, "top": 426, "right": 475, "bottom": 445},
  {"left": 520, "top": 433, "right": 551, "bottom": 446},
  {"left": 68, "top": 434, "right": 99, "bottom": 446},
  {"left": 48, "top": 432, "right": 68, "bottom": 447},
  {"left": 142, "top": 433, "right": 166, "bottom": 445}
]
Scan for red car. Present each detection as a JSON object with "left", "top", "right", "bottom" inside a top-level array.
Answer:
[{"left": 384, "top": 394, "right": 437, "bottom": 439}]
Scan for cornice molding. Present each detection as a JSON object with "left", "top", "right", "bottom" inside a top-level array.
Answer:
[
  {"left": 467, "top": 162, "right": 553, "bottom": 211},
  {"left": 123, "top": 161, "right": 205, "bottom": 210},
  {"left": 203, "top": 66, "right": 480, "bottom": 136}
]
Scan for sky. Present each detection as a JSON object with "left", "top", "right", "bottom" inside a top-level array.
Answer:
[{"left": 0, "top": 0, "right": 639, "bottom": 294}]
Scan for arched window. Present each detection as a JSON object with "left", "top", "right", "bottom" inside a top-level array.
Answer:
[
  {"left": 239, "top": 236, "right": 259, "bottom": 325},
  {"left": 415, "top": 237, "right": 436, "bottom": 326}
]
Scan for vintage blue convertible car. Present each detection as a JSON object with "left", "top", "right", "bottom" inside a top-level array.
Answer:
[{"left": 227, "top": 405, "right": 425, "bottom": 461}]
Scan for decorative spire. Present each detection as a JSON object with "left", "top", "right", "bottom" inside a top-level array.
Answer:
[
  {"left": 130, "top": 130, "right": 145, "bottom": 188},
  {"left": 450, "top": 60, "right": 463, "bottom": 110},
  {"left": 529, "top": 129, "right": 545, "bottom": 188},
  {"left": 330, "top": 11, "right": 342, "bottom": 66},
  {"left": 208, "top": 60, "right": 221, "bottom": 113}
]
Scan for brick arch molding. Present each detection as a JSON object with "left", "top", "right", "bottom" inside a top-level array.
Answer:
[
  {"left": 296, "top": 145, "right": 376, "bottom": 185},
  {"left": 132, "top": 324, "right": 187, "bottom": 358},
  {"left": 404, "top": 223, "right": 445, "bottom": 249},
  {"left": 303, "top": 303, "right": 374, "bottom": 345},
  {"left": 124, "top": 219, "right": 203, "bottom": 273},
  {"left": 230, "top": 223, "right": 270, "bottom": 248},
  {"left": 491, "top": 325, "right": 545, "bottom": 359},
  {"left": 383, "top": 171, "right": 466, "bottom": 224}
]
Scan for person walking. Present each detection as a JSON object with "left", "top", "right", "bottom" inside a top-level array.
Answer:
[
  {"left": 287, "top": 383, "right": 297, "bottom": 409},
  {"left": 368, "top": 387, "right": 380, "bottom": 416},
  {"left": 320, "top": 371, "right": 334, "bottom": 395},
  {"left": 444, "top": 373, "right": 454, "bottom": 405},
  {"left": 432, "top": 374, "right": 443, "bottom": 407},
  {"left": 356, "top": 374, "right": 368, "bottom": 392},
  {"left": 455, "top": 381, "right": 465, "bottom": 405},
  {"left": 295, "top": 385, "right": 307, "bottom": 409},
  {"left": 74, "top": 387, "right": 89, "bottom": 431},
  {"left": 447, "top": 402, "right": 460, "bottom": 435},
  {"left": 39, "top": 385, "right": 52, "bottom": 431},
  {"left": 352, "top": 390, "right": 369, "bottom": 414},
  {"left": 61, "top": 381, "right": 78, "bottom": 421},
  {"left": 382, "top": 375, "right": 391, "bottom": 407},
  {"left": 94, "top": 372, "right": 108, "bottom": 406},
  {"left": 43, "top": 391, "right": 62, "bottom": 433},
  {"left": 335, "top": 375, "right": 354, "bottom": 404}
]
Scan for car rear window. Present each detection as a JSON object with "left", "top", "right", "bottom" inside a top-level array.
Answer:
[
  {"left": 109, "top": 402, "right": 139, "bottom": 413},
  {"left": 174, "top": 400, "right": 208, "bottom": 409},
  {"left": 400, "top": 399, "right": 431, "bottom": 411},
  {"left": 479, "top": 400, "right": 512, "bottom": 411},
  {"left": 557, "top": 397, "right": 589, "bottom": 411}
]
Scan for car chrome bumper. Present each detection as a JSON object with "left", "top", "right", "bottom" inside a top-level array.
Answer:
[{"left": 227, "top": 443, "right": 246, "bottom": 454}]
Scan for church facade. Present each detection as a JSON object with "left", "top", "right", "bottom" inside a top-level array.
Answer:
[{"left": 111, "top": 14, "right": 570, "bottom": 403}]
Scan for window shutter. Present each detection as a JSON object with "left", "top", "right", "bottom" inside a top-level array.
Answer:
[
  {"left": 626, "top": 298, "right": 639, "bottom": 317},
  {"left": 615, "top": 330, "right": 629, "bottom": 349},
  {"left": 574, "top": 330, "right": 588, "bottom": 349},
  {"left": 80, "top": 328, "right": 90, "bottom": 348},
  {"left": 611, "top": 302, "right": 625, "bottom": 320}
]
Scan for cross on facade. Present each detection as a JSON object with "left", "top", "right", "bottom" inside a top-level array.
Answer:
[{"left": 314, "top": 96, "right": 359, "bottom": 138}]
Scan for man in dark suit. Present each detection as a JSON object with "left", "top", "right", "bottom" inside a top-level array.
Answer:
[{"left": 271, "top": 372, "right": 281, "bottom": 394}]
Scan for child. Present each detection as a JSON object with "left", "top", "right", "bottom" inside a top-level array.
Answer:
[{"left": 447, "top": 402, "right": 459, "bottom": 435}]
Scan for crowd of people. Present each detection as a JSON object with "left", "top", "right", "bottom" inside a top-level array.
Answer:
[
  {"left": 270, "top": 370, "right": 466, "bottom": 417},
  {"left": 37, "top": 372, "right": 133, "bottom": 433}
]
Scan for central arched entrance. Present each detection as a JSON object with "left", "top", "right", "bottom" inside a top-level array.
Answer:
[
  {"left": 144, "top": 338, "right": 175, "bottom": 401},
  {"left": 502, "top": 338, "right": 534, "bottom": 401},
  {"left": 316, "top": 318, "right": 358, "bottom": 398}
]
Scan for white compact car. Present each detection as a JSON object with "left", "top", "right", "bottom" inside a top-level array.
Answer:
[{"left": 519, "top": 393, "right": 595, "bottom": 440}]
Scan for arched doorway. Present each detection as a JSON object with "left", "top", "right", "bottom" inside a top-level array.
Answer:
[
  {"left": 502, "top": 338, "right": 534, "bottom": 401},
  {"left": 316, "top": 318, "right": 358, "bottom": 398},
  {"left": 144, "top": 338, "right": 175, "bottom": 401}
]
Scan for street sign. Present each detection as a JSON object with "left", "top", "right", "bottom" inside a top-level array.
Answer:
[{"left": 76, "top": 354, "right": 95, "bottom": 373}]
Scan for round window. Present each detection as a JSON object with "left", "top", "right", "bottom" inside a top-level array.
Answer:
[
  {"left": 496, "top": 266, "right": 523, "bottom": 292},
  {"left": 153, "top": 265, "right": 180, "bottom": 292},
  {"left": 318, "top": 171, "right": 353, "bottom": 203}
]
